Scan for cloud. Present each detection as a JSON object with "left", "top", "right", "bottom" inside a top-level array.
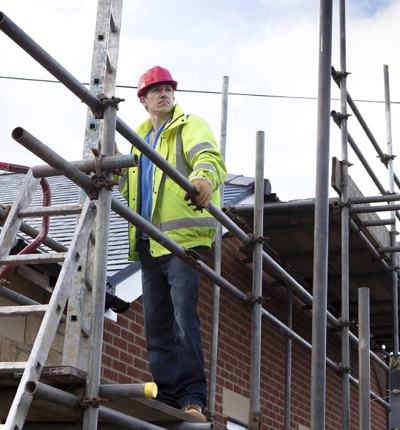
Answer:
[
  {"left": 1, "top": 0, "right": 400, "bottom": 202},
  {"left": 347, "top": 0, "right": 396, "bottom": 17}
]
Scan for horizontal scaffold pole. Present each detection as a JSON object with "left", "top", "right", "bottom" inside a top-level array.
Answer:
[
  {"left": 32, "top": 154, "right": 138, "bottom": 178},
  {"left": 25, "top": 381, "right": 167, "bottom": 430},
  {"left": 99, "top": 382, "right": 157, "bottom": 399}
]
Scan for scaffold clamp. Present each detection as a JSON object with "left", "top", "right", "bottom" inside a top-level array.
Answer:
[
  {"left": 331, "top": 110, "right": 351, "bottom": 128},
  {"left": 184, "top": 248, "right": 203, "bottom": 267},
  {"left": 245, "top": 291, "right": 268, "bottom": 305},
  {"left": 248, "top": 410, "right": 262, "bottom": 430},
  {"left": 331, "top": 200, "right": 351, "bottom": 213},
  {"left": 338, "top": 317, "right": 356, "bottom": 328},
  {"left": 80, "top": 396, "right": 108, "bottom": 408},
  {"left": 92, "top": 92, "right": 125, "bottom": 119},
  {"left": 248, "top": 233, "right": 268, "bottom": 246},
  {"left": 381, "top": 153, "right": 397, "bottom": 167},
  {"left": 338, "top": 363, "right": 351, "bottom": 374},
  {"left": 331, "top": 66, "right": 351, "bottom": 85}
]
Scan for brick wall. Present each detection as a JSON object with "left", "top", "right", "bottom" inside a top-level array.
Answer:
[{"left": 101, "top": 236, "right": 388, "bottom": 429}]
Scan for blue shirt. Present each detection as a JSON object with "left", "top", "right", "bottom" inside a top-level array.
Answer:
[{"left": 140, "top": 123, "right": 166, "bottom": 235}]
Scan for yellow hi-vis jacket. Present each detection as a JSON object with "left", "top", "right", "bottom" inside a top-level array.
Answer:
[{"left": 119, "top": 104, "right": 227, "bottom": 261}]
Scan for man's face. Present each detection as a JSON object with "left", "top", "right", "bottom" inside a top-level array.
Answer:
[{"left": 140, "top": 84, "right": 175, "bottom": 116}]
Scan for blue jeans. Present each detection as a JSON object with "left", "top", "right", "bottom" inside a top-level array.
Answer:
[{"left": 139, "top": 240, "right": 207, "bottom": 410}]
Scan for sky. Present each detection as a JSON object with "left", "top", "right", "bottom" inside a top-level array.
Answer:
[{"left": 1, "top": 0, "right": 400, "bottom": 202}]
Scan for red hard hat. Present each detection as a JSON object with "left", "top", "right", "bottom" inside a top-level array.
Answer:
[{"left": 137, "top": 66, "right": 178, "bottom": 98}]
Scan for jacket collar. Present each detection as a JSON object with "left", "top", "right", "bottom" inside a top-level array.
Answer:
[{"left": 137, "top": 104, "right": 187, "bottom": 136}]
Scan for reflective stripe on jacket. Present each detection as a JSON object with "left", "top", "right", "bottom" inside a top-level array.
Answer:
[{"left": 120, "top": 104, "right": 227, "bottom": 260}]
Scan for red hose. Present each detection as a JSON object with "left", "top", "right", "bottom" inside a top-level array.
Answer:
[{"left": 0, "top": 163, "right": 51, "bottom": 279}]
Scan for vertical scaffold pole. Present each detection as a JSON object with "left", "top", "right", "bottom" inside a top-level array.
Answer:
[
  {"left": 208, "top": 75, "right": 229, "bottom": 417},
  {"left": 338, "top": 1, "right": 351, "bottom": 429},
  {"left": 358, "top": 287, "right": 371, "bottom": 430},
  {"left": 249, "top": 131, "right": 265, "bottom": 429},
  {"left": 83, "top": 101, "right": 118, "bottom": 430},
  {"left": 311, "top": 1, "right": 333, "bottom": 429},
  {"left": 81, "top": 0, "right": 123, "bottom": 428},
  {"left": 384, "top": 63, "right": 400, "bottom": 428},
  {"left": 383, "top": 64, "right": 399, "bottom": 358},
  {"left": 284, "top": 287, "right": 293, "bottom": 430}
]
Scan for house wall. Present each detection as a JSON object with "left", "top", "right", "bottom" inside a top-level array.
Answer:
[
  {"left": 101, "top": 237, "right": 388, "bottom": 430},
  {"left": 0, "top": 270, "right": 65, "bottom": 367}
]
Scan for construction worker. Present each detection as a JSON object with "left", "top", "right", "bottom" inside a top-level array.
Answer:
[{"left": 119, "top": 66, "right": 226, "bottom": 420}]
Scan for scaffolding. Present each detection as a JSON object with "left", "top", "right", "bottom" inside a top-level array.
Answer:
[{"left": 0, "top": 0, "right": 399, "bottom": 429}]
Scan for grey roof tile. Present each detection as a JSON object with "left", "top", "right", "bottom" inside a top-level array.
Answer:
[{"left": 0, "top": 172, "right": 255, "bottom": 278}]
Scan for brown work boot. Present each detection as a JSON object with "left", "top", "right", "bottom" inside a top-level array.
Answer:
[{"left": 182, "top": 403, "right": 207, "bottom": 421}]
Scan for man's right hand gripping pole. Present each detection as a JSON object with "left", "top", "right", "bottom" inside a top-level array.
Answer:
[{"left": 184, "top": 177, "right": 212, "bottom": 210}]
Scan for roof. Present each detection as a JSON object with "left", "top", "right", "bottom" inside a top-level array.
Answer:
[
  {"left": 224, "top": 159, "right": 395, "bottom": 353},
  {"left": 0, "top": 171, "right": 260, "bottom": 279}
]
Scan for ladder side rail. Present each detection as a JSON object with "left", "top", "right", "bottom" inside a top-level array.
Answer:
[
  {"left": 63, "top": 0, "right": 123, "bottom": 373},
  {"left": 81, "top": 0, "right": 123, "bottom": 162}
]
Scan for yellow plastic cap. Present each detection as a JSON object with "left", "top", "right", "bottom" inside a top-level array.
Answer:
[{"left": 144, "top": 382, "right": 158, "bottom": 398}]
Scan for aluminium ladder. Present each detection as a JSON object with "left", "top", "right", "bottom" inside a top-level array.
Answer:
[
  {"left": 0, "top": 0, "right": 124, "bottom": 428},
  {"left": 62, "top": 0, "right": 124, "bottom": 373},
  {"left": 71, "top": 1, "right": 124, "bottom": 428},
  {"left": 0, "top": 170, "right": 97, "bottom": 429}
]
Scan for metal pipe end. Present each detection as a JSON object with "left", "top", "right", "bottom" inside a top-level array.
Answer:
[
  {"left": 25, "top": 381, "right": 37, "bottom": 395},
  {"left": 144, "top": 382, "right": 158, "bottom": 398},
  {"left": 12, "top": 127, "right": 24, "bottom": 140}
]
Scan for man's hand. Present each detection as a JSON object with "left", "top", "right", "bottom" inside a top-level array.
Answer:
[{"left": 184, "top": 178, "right": 212, "bottom": 208}]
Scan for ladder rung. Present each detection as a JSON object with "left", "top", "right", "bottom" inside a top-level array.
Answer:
[
  {"left": 0, "top": 252, "right": 67, "bottom": 265},
  {"left": 106, "top": 54, "right": 114, "bottom": 73},
  {"left": 18, "top": 204, "right": 83, "bottom": 217},
  {"left": 0, "top": 361, "right": 27, "bottom": 373},
  {"left": 0, "top": 304, "right": 49, "bottom": 316},
  {"left": 110, "top": 10, "right": 117, "bottom": 32}
]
